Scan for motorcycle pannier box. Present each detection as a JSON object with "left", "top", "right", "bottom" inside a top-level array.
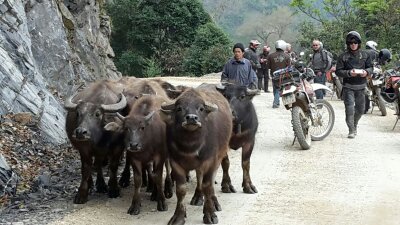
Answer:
[{"left": 272, "top": 67, "right": 301, "bottom": 85}]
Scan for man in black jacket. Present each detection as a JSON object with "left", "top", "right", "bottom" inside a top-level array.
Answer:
[{"left": 336, "top": 31, "right": 373, "bottom": 138}]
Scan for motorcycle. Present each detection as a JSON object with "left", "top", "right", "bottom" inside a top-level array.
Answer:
[
  {"left": 381, "top": 68, "right": 400, "bottom": 129},
  {"left": 365, "top": 65, "right": 387, "bottom": 116},
  {"left": 327, "top": 69, "right": 343, "bottom": 100},
  {"left": 273, "top": 64, "right": 335, "bottom": 150}
]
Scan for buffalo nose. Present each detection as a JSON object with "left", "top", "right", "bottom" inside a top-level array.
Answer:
[
  {"left": 185, "top": 114, "right": 198, "bottom": 121},
  {"left": 75, "top": 127, "right": 88, "bottom": 139},
  {"left": 129, "top": 143, "right": 140, "bottom": 150}
]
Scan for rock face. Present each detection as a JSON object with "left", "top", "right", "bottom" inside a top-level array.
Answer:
[{"left": 0, "top": 0, "right": 121, "bottom": 144}]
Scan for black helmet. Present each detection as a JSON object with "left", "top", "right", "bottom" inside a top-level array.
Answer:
[
  {"left": 346, "top": 31, "right": 362, "bottom": 44},
  {"left": 380, "top": 87, "right": 398, "bottom": 103},
  {"left": 378, "top": 48, "right": 392, "bottom": 65},
  {"left": 294, "top": 60, "right": 306, "bottom": 72}
]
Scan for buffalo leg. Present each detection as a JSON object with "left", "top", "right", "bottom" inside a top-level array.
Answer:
[
  {"left": 242, "top": 141, "right": 257, "bottom": 194},
  {"left": 190, "top": 169, "right": 204, "bottom": 206},
  {"left": 127, "top": 160, "right": 142, "bottom": 215},
  {"left": 145, "top": 162, "right": 154, "bottom": 192},
  {"left": 74, "top": 151, "right": 92, "bottom": 204},
  {"left": 119, "top": 154, "right": 131, "bottom": 188},
  {"left": 94, "top": 155, "right": 108, "bottom": 193},
  {"left": 168, "top": 162, "right": 187, "bottom": 225},
  {"left": 202, "top": 170, "right": 218, "bottom": 224},
  {"left": 108, "top": 148, "right": 122, "bottom": 198},
  {"left": 221, "top": 154, "right": 236, "bottom": 193},
  {"left": 164, "top": 159, "right": 173, "bottom": 199},
  {"left": 153, "top": 158, "right": 167, "bottom": 211}
]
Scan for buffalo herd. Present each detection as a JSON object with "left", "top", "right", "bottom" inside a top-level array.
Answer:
[{"left": 64, "top": 77, "right": 259, "bottom": 225}]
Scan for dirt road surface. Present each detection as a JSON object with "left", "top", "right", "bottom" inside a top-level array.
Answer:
[{"left": 51, "top": 76, "right": 400, "bottom": 225}]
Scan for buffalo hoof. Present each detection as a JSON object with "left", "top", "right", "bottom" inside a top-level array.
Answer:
[
  {"left": 96, "top": 181, "right": 108, "bottom": 193},
  {"left": 168, "top": 213, "right": 186, "bottom": 225},
  {"left": 108, "top": 187, "right": 120, "bottom": 198},
  {"left": 203, "top": 212, "right": 218, "bottom": 224},
  {"left": 243, "top": 183, "right": 258, "bottom": 194},
  {"left": 127, "top": 201, "right": 141, "bottom": 215},
  {"left": 73, "top": 193, "right": 88, "bottom": 204},
  {"left": 221, "top": 183, "right": 236, "bottom": 193},
  {"left": 118, "top": 175, "right": 130, "bottom": 188},
  {"left": 190, "top": 193, "right": 204, "bottom": 206},
  {"left": 157, "top": 199, "right": 168, "bottom": 211},
  {"left": 212, "top": 197, "right": 222, "bottom": 211}
]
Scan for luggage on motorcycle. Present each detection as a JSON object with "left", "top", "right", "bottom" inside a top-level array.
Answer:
[{"left": 272, "top": 67, "right": 301, "bottom": 85}]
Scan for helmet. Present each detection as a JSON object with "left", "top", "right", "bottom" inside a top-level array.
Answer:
[
  {"left": 378, "top": 48, "right": 392, "bottom": 64},
  {"left": 380, "top": 87, "right": 398, "bottom": 103},
  {"left": 366, "top": 41, "right": 378, "bottom": 50},
  {"left": 275, "top": 40, "right": 287, "bottom": 50},
  {"left": 250, "top": 40, "right": 261, "bottom": 45},
  {"left": 346, "top": 31, "right": 362, "bottom": 44}
]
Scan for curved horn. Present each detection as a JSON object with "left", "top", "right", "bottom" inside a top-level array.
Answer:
[
  {"left": 161, "top": 101, "right": 176, "bottom": 111},
  {"left": 246, "top": 88, "right": 259, "bottom": 96},
  {"left": 64, "top": 92, "right": 78, "bottom": 110},
  {"left": 101, "top": 93, "right": 127, "bottom": 112},
  {"left": 116, "top": 112, "right": 125, "bottom": 121},
  {"left": 144, "top": 111, "right": 155, "bottom": 122},
  {"left": 204, "top": 101, "right": 218, "bottom": 113},
  {"left": 216, "top": 83, "right": 226, "bottom": 91}
]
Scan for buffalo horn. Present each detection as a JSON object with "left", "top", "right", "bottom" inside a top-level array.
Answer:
[
  {"left": 144, "top": 111, "right": 155, "bottom": 122},
  {"left": 64, "top": 92, "right": 78, "bottom": 110},
  {"left": 160, "top": 101, "right": 176, "bottom": 113},
  {"left": 204, "top": 101, "right": 218, "bottom": 112},
  {"left": 101, "top": 93, "right": 127, "bottom": 112},
  {"left": 246, "top": 88, "right": 259, "bottom": 96}
]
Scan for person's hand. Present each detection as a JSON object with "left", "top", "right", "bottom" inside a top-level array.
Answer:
[
  {"left": 331, "top": 66, "right": 336, "bottom": 72},
  {"left": 360, "top": 70, "right": 368, "bottom": 77},
  {"left": 317, "top": 71, "right": 322, "bottom": 76}
]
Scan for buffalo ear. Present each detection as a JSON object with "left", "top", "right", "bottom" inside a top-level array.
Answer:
[
  {"left": 246, "top": 88, "right": 258, "bottom": 100},
  {"left": 204, "top": 102, "right": 218, "bottom": 113},
  {"left": 104, "top": 122, "right": 123, "bottom": 133},
  {"left": 215, "top": 83, "right": 226, "bottom": 94}
]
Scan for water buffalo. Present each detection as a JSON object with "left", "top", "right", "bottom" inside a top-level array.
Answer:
[
  {"left": 216, "top": 83, "right": 259, "bottom": 194},
  {"left": 118, "top": 79, "right": 172, "bottom": 190},
  {"left": 160, "top": 84, "right": 233, "bottom": 225},
  {"left": 64, "top": 80, "right": 127, "bottom": 204},
  {"left": 104, "top": 94, "right": 172, "bottom": 215}
]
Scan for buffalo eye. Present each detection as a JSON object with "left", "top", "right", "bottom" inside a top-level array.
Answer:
[
  {"left": 176, "top": 106, "right": 182, "bottom": 112},
  {"left": 95, "top": 110, "right": 101, "bottom": 118},
  {"left": 199, "top": 106, "right": 205, "bottom": 112},
  {"left": 140, "top": 126, "right": 145, "bottom": 131},
  {"left": 239, "top": 95, "right": 246, "bottom": 100}
]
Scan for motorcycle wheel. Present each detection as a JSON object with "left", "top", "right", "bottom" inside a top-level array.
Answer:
[
  {"left": 375, "top": 87, "right": 387, "bottom": 116},
  {"left": 291, "top": 106, "right": 311, "bottom": 150},
  {"left": 310, "top": 99, "right": 335, "bottom": 141},
  {"left": 333, "top": 77, "right": 342, "bottom": 100}
]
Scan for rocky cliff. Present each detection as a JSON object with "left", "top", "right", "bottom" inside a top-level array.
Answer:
[{"left": 0, "top": 0, "right": 120, "bottom": 144}]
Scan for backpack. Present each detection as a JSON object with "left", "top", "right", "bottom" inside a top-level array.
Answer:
[{"left": 321, "top": 49, "right": 333, "bottom": 70}]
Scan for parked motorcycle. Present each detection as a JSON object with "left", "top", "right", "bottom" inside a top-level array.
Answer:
[
  {"left": 380, "top": 68, "right": 400, "bottom": 129},
  {"left": 365, "top": 65, "right": 387, "bottom": 116},
  {"left": 327, "top": 69, "right": 343, "bottom": 100},
  {"left": 273, "top": 64, "right": 335, "bottom": 150}
]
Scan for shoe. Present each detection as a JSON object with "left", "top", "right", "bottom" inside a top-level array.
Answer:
[
  {"left": 265, "top": 90, "right": 270, "bottom": 93},
  {"left": 347, "top": 132, "right": 356, "bottom": 139},
  {"left": 272, "top": 104, "right": 279, "bottom": 108}
]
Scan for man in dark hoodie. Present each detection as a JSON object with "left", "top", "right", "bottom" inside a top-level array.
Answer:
[{"left": 336, "top": 31, "right": 373, "bottom": 139}]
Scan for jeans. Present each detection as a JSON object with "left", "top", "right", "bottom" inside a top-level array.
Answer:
[
  {"left": 343, "top": 87, "right": 365, "bottom": 133},
  {"left": 272, "top": 83, "right": 280, "bottom": 106},
  {"left": 314, "top": 72, "right": 326, "bottom": 99}
]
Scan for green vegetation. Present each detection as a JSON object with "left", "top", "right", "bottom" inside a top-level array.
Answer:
[{"left": 107, "top": 0, "right": 231, "bottom": 77}]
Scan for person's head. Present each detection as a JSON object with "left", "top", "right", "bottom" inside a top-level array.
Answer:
[
  {"left": 233, "top": 43, "right": 245, "bottom": 60},
  {"left": 378, "top": 48, "right": 392, "bottom": 65},
  {"left": 249, "top": 40, "right": 261, "bottom": 50},
  {"left": 312, "top": 40, "right": 321, "bottom": 51},
  {"left": 286, "top": 43, "right": 292, "bottom": 52},
  {"left": 366, "top": 40, "right": 378, "bottom": 51},
  {"left": 275, "top": 40, "right": 287, "bottom": 51},
  {"left": 346, "top": 31, "right": 362, "bottom": 51},
  {"left": 263, "top": 45, "right": 270, "bottom": 53}
]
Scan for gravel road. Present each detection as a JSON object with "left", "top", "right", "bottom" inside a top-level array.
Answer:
[{"left": 49, "top": 76, "right": 400, "bottom": 225}]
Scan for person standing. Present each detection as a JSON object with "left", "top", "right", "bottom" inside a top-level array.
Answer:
[
  {"left": 364, "top": 40, "right": 379, "bottom": 113},
  {"left": 266, "top": 40, "right": 291, "bottom": 108},
  {"left": 310, "top": 40, "right": 332, "bottom": 99},
  {"left": 286, "top": 43, "right": 297, "bottom": 64},
  {"left": 244, "top": 40, "right": 261, "bottom": 72},
  {"left": 258, "top": 45, "right": 270, "bottom": 92},
  {"left": 221, "top": 43, "right": 258, "bottom": 89},
  {"left": 336, "top": 31, "right": 373, "bottom": 139}
]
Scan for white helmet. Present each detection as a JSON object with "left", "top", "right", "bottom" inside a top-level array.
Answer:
[
  {"left": 366, "top": 40, "right": 378, "bottom": 50},
  {"left": 275, "top": 40, "right": 287, "bottom": 50}
]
